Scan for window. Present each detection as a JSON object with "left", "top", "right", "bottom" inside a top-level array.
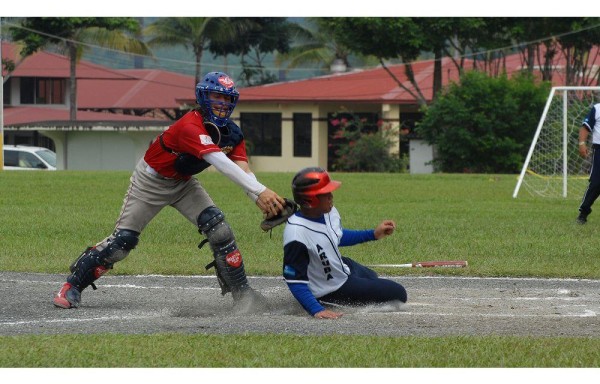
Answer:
[
  {"left": 293, "top": 113, "right": 312, "bottom": 157},
  {"left": 3, "top": 150, "right": 18, "bottom": 167},
  {"left": 240, "top": 113, "right": 281, "bottom": 156},
  {"left": 20, "top": 78, "right": 34, "bottom": 104},
  {"left": 3, "top": 79, "right": 10, "bottom": 105},
  {"left": 20, "top": 77, "right": 66, "bottom": 105},
  {"left": 18, "top": 152, "right": 46, "bottom": 168}
]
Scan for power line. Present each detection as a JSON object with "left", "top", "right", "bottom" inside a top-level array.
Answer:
[{"left": 4, "top": 18, "right": 600, "bottom": 76}]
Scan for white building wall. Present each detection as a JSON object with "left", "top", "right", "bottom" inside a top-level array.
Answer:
[
  {"left": 409, "top": 139, "right": 434, "bottom": 174},
  {"left": 43, "top": 129, "right": 161, "bottom": 170}
]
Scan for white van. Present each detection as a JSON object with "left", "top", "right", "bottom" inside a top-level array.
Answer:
[{"left": 3, "top": 145, "right": 57, "bottom": 171}]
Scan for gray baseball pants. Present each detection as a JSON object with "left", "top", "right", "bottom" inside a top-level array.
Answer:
[{"left": 95, "top": 158, "right": 214, "bottom": 251}]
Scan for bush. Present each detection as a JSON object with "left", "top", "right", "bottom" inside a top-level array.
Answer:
[
  {"left": 416, "top": 71, "right": 551, "bottom": 173},
  {"left": 329, "top": 115, "right": 406, "bottom": 173}
]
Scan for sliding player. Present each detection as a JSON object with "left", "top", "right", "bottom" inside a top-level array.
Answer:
[{"left": 282, "top": 167, "right": 407, "bottom": 319}]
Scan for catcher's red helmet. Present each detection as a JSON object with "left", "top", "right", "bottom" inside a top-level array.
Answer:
[{"left": 291, "top": 167, "right": 341, "bottom": 208}]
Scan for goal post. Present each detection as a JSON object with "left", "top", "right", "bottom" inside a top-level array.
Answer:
[{"left": 513, "top": 86, "right": 600, "bottom": 199}]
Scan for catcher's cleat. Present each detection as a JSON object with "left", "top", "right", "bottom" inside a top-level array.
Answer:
[
  {"left": 576, "top": 213, "right": 588, "bottom": 225},
  {"left": 53, "top": 282, "right": 81, "bottom": 309},
  {"left": 231, "top": 285, "right": 270, "bottom": 314}
]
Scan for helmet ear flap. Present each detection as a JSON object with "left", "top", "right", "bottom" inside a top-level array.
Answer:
[
  {"left": 292, "top": 192, "right": 319, "bottom": 209},
  {"left": 305, "top": 195, "right": 321, "bottom": 208}
]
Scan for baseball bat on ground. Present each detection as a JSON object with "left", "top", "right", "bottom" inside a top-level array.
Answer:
[{"left": 368, "top": 260, "right": 468, "bottom": 268}]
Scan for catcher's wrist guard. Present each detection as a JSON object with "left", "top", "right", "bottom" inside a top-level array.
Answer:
[{"left": 260, "top": 198, "right": 299, "bottom": 232}]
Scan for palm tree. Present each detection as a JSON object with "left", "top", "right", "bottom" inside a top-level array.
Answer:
[
  {"left": 11, "top": 17, "right": 151, "bottom": 121},
  {"left": 145, "top": 17, "right": 241, "bottom": 86},
  {"left": 276, "top": 18, "right": 378, "bottom": 75}
]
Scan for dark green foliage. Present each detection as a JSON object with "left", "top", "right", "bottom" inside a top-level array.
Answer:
[
  {"left": 329, "top": 114, "right": 406, "bottom": 173},
  {"left": 2, "top": 57, "right": 15, "bottom": 72},
  {"left": 416, "top": 71, "right": 551, "bottom": 173},
  {"left": 326, "top": 17, "right": 422, "bottom": 61},
  {"left": 209, "top": 18, "right": 293, "bottom": 86},
  {"left": 10, "top": 17, "right": 142, "bottom": 56}
]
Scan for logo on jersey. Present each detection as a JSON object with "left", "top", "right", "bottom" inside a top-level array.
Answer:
[
  {"left": 199, "top": 134, "right": 214, "bottom": 145},
  {"left": 218, "top": 75, "right": 235, "bottom": 89},
  {"left": 283, "top": 265, "right": 297, "bottom": 279},
  {"left": 226, "top": 250, "right": 242, "bottom": 268},
  {"left": 221, "top": 145, "right": 233, "bottom": 155}
]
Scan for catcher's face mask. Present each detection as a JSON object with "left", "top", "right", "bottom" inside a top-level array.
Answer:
[{"left": 195, "top": 72, "right": 239, "bottom": 127}]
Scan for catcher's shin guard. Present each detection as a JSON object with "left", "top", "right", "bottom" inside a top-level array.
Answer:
[
  {"left": 67, "top": 229, "right": 139, "bottom": 291},
  {"left": 198, "top": 206, "right": 249, "bottom": 298}
]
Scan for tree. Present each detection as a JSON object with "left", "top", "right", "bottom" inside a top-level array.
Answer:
[
  {"left": 10, "top": 17, "right": 150, "bottom": 121},
  {"left": 144, "top": 17, "right": 243, "bottom": 86},
  {"left": 326, "top": 17, "right": 429, "bottom": 106},
  {"left": 416, "top": 71, "right": 551, "bottom": 173},
  {"left": 275, "top": 18, "right": 378, "bottom": 75},
  {"left": 326, "top": 17, "right": 475, "bottom": 105},
  {"left": 447, "top": 18, "right": 600, "bottom": 85},
  {"left": 209, "top": 18, "right": 294, "bottom": 86},
  {"left": 2, "top": 58, "right": 15, "bottom": 73},
  {"left": 556, "top": 18, "right": 600, "bottom": 86}
]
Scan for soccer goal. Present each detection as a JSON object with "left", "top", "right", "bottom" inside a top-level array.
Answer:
[{"left": 513, "top": 86, "right": 600, "bottom": 198}]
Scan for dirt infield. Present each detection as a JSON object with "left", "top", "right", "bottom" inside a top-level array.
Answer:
[{"left": 1, "top": 272, "right": 599, "bottom": 337}]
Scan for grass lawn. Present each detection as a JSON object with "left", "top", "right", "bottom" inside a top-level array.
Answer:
[{"left": 1, "top": 170, "right": 598, "bottom": 370}]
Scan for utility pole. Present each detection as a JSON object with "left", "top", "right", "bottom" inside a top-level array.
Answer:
[{"left": 1, "top": 17, "right": 5, "bottom": 171}]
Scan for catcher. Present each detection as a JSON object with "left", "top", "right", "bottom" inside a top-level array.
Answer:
[
  {"left": 53, "top": 71, "right": 285, "bottom": 312},
  {"left": 278, "top": 167, "right": 407, "bottom": 319}
]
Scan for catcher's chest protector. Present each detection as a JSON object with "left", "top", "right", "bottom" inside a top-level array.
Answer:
[{"left": 166, "top": 120, "right": 245, "bottom": 176}]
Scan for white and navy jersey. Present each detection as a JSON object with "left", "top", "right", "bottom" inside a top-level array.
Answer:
[
  {"left": 283, "top": 207, "right": 350, "bottom": 298},
  {"left": 582, "top": 103, "right": 600, "bottom": 145}
]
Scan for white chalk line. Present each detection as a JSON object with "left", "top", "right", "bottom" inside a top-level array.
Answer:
[
  {"left": 1, "top": 274, "right": 598, "bottom": 328},
  {"left": 1, "top": 306, "right": 596, "bottom": 328},
  {"left": 0, "top": 314, "right": 160, "bottom": 327},
  {"left": 0, "top": 278, "right": 222, "bottom": 291},
  {"left": 3, "top": 273, "right": 600, "bottom": 283},
  {"left": 0, "top": 307, "right": 596, "bottom": 329},
  {"left": 391, "top": 311, "right": 597, "bottom": 318}
]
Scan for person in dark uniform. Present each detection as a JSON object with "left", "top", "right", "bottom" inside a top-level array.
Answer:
[{"left": 577, "top": 103, "right": 600, "bottom": 224}]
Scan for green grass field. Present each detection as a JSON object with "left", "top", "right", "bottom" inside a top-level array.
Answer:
[{"left": 1, "top": 170, "right": 599, "bottom": 368}]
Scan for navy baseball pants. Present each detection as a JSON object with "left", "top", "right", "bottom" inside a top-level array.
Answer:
[
  {"left": 319, "top": 257, "right": 407, "bottom": 305},
  {"left": 580, "top": 144, "right": 600, "bottom": 216}
]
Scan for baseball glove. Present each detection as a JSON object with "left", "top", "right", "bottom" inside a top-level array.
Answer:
[{"left": 260, "top": 198, "right": 299, "bottom": 232}]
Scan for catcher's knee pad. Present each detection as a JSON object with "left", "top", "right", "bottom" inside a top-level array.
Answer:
[
  {"left": 67, "top": 229, "right": 139, "bottom": 291},
  {"left": 197, "top": 206, "right": 248, "bottom": 293},
  {"left": 101, "top": 229, "right": 140, "bottom": 263}
]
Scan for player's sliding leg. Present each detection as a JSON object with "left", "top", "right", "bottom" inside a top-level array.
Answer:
[{"left": 53, "top": 229, "right": 139, "bottom": 308}]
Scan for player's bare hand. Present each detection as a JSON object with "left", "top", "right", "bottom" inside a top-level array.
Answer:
[
  {"left": 374, "top": 220, "right": 396, "bottom": 240},
  {"left": 256, "top": 189, "right": 285, "bottom": 217},
  {"left": 579, "top": 145, "right": 589, "bottom": 158},
  {"left": 314, "top": 309, "right": 343, "bottom": 319}
]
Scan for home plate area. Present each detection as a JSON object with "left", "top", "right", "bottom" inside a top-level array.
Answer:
[{"left": 0, "top": 272, "right": 599, "bottom": 337}]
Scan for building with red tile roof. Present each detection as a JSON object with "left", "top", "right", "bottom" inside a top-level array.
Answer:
[
  {"left": 4, "top": 40, "right": 599, "bottom": 172},
  {"left": 2, "top": 42, "right": 190, "bottom": 170}
]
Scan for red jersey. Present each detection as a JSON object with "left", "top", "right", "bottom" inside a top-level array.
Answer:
[{"left": 144, "top": 110, "right": 248, "bottom": 180}]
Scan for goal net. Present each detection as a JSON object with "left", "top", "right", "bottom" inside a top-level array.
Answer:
[{"left": 513, "top": 86, "right": 600, "bottom": 198}]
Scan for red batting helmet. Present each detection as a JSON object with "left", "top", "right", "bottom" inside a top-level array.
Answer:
[{"left": 291, "top": 167, "right": 341, "bottom": 208}]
